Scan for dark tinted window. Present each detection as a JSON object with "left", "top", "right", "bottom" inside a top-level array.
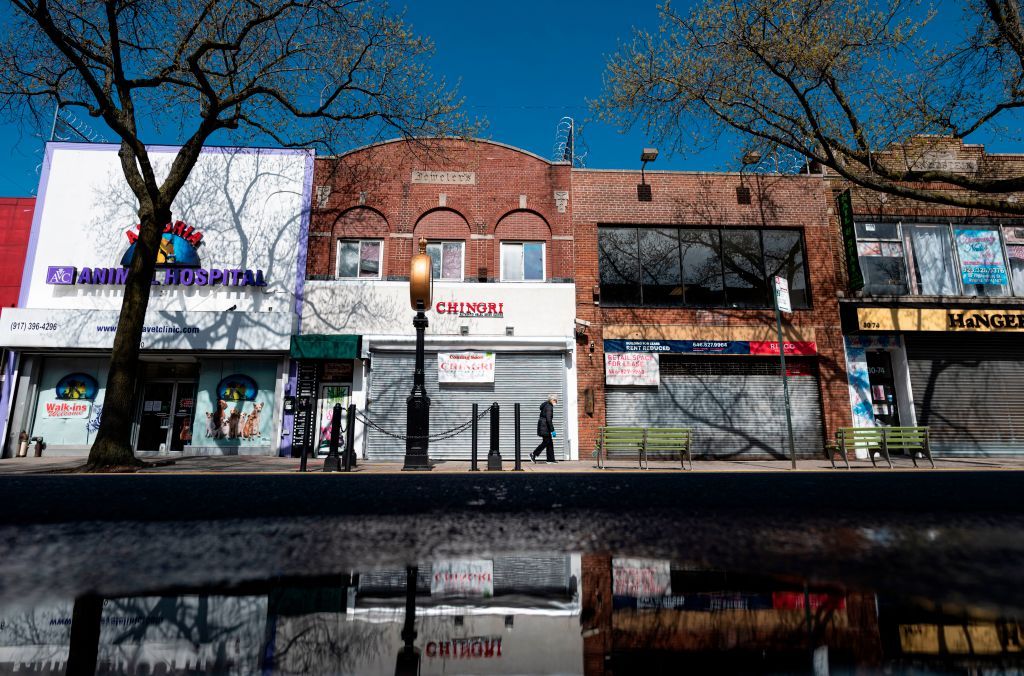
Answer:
[
  {"left": 762, "top": 230, "right": 810, "bottom": 308},
  {"left": 598, "top": 227, "right": 641, "bottom": 305},
  {"left": 680, "top": 229, "right": 725, "bottom": 306},
  {"left": 722, "top": 229, "right": 768, "bottom": 307},
  {"left": 639, "top": 229, "right": 683, "bottom": 306},
  {"left": 598, "top": 226, "right": 807, "bottom": 309}
]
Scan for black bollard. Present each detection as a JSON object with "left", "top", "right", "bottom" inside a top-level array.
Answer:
[
  {"left": 470, "top": 403, "right": 479, "bottom": 471},
  {"left": 514, "top": 402, "right": 523, "bottom": 471},
  {"left": 343, "top": 404, "right": 356, "bottom": 472},
  {"left": 487, "top": 402, "right": 502, "bottom": 471},
  {"left": 323, "top": 403, "right": 342, "bottom": 472}
]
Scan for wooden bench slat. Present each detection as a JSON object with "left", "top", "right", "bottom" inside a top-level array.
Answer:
[
  {"left": 593, "top": 426, "right": 693, "bottom": 470},
  {"left": 834, "top": 426, "right": 934, "bottom": 469}
]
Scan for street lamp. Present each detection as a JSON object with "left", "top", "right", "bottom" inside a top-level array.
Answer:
[{"left": 404, "top": 238, "right": 433, "bottom": 471}]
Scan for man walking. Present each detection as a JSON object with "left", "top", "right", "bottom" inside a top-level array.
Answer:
[{"left": 531, "top": 394, "right": 558, "bottom": 464}]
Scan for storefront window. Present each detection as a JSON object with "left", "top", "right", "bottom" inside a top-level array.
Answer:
[
  {"left": 762, "top": 230, "right": 809, "bottom": 308},
  {"left": 336, "top": 239, "right": 382, "bottom": 279},
  {"left": 639, "top": 229, "right": 683, "bottom": 306},
  {"left": 680, "top": 229, "right": 725, "bottom": 306},
  {"left": 1004, "top": 226, "right": 1024, "bottom": 296},
  {"left": 855, "top": 222, "right": 909, "bottom": 295},
  {"left": 722, "top": 229, "right": 769, "bottom": 307},
  {"left": 426, "top": 241, "right": 464, "bottom": 280},
  {"left": 903, "top": 225, "right": 957, "bottom": 295},
  {"left": 500, "top": 242, "right": 545, "bottom": 281},
  {"left": 598, "top": 227, "right": 641, "bottom": 305},
  {"left": 954, "top": 227, "right": 1010, "bottom": 297},
  {"left": 597, "top": 226, "right": 808, "bottom": 308}
]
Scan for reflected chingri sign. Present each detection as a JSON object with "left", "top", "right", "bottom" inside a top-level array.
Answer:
[
  {"left": 612, "top": 558, "right": 672, "bottom": 597},
  {"left": 431, "top": 559, "right": 494, "bottom": 597}
]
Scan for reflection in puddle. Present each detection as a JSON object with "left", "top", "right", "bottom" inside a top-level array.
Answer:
[{"left": 2, "top": 554, "right": 1023, "bottom": 674}]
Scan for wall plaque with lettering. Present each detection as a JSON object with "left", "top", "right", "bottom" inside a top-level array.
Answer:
[{"left": 411, "top": 170, "right": 476, "bottom": 185}]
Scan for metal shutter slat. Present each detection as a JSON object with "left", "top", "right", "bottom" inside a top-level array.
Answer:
[
  {"left": 907, "top": 334, "right": 1024, "bottom": 455},
  {"left": 606, "top": 356, "right": 824, "bottom": 459},
  {"left": 366, "top": 352, "right": 568, "bottom": 461}
]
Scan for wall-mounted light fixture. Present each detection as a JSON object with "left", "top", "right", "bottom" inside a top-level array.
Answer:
[{"left": 638, "top": 148, "right": 658, "bottom": 201}]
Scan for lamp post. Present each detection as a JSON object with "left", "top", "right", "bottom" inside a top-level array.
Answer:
[{"left": 404, "top": 239, "right": 433, "bottom": 471}]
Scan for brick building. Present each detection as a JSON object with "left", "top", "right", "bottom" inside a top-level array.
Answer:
[
  {"left": 829, "top": 137, "right": 1024, "bottom": 456},
  {"left": 298, "top": 139, "right": 580, "bottom": 460},
  {"left": 572, "top": 170, "right": 850, "bottom": 460},
  {"left": 295, "top": 138, "right": 853, "bottom": 462}
]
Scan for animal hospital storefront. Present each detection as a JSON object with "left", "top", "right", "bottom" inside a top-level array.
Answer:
[{"left": 0, "top": 143, "right": 312, "bottom": 458}]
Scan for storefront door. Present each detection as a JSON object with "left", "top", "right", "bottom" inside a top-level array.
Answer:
[
  {"left": 865, "top": 351, "right": 899, "bottom": 426},
  {"left": 136, "top": 381, "right": 196, "bottom": 453}
]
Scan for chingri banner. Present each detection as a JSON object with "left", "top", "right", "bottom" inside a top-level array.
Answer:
[{"left": 438, "top": 351, "right": 495, "bottom": 383}]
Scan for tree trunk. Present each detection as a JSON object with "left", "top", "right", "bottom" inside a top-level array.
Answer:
[
  {"left": 66, "top": 594, "right": 102, "bottom": 675},
  {"left": 87, "top": 205, "right": 171, "bottom": 469}
]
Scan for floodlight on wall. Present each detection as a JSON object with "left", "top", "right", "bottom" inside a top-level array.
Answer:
[{"left": 638, "top": 147, "right": 658, "bottom": 201}]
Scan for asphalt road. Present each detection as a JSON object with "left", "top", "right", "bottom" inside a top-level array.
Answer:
[
  {"left": 1, "top": 470, "right": 1023, "bottom": 524},
  {"left": 2, "top": 471, "right": 1024, "bottom": 610}
]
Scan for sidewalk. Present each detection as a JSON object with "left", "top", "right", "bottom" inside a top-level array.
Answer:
[{"left": 1, "top": 454, "right": 1022, "bottom": 475}]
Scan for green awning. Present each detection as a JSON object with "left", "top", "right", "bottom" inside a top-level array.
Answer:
[{"left": 290, "top": 334, "right": 361, "bottom": 360}]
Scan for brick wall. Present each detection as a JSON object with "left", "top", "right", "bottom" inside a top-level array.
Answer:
[
  {"left": 309, "top": 139, "right": 573, "bottom": 282},
  {"left": 572, "top": 171, "right": 851, "bottom": 456}
]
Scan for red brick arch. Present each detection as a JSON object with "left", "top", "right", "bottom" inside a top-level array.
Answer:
[
  {"left": 493, "top": 210, "right": 553, "bottom": 280},
  {"left": 414, "top": 208, "right": 473, "bottom": 280}
]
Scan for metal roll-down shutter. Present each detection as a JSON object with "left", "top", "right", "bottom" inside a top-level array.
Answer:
[
  {"left": 365, "top": 351, "right": 568, "bottom": 461},
  {"left": 907, "top": 334, "right": 1024, "bottom": 455},
  {"left": 605, "top": 356, "right": 824, "bottom": 459}
]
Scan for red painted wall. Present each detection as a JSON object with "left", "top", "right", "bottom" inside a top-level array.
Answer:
[{"left": 0, "top": 197, "right": 35, "bottom": 309}]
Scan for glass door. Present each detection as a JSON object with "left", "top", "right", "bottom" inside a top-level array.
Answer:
[
  {"left": 137, "top": 381, "right": 197, "bottom": 452},
  {"left": 866, "top": 351, "right": 900, "bottom": 427},
  {"left": 171, "top": 383, "right": 195, "bottom": 452},
  {"left": 137, "top": 382, "right": 175, "bottom": 452}
]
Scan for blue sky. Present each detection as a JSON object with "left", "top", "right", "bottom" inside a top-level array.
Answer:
[
  {"left": 0, "top": 0, "right": 1020, "bottom": 196},
  {"left": 0, "top": 1, "right": 682, "bottom": 196}
]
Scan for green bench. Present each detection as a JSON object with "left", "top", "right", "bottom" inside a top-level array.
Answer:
[
  {"left": 832, "top": 426, "right": 934, "bottom": 469},
  {"left": 592, "top": 426, "right": 693, "bottom": 470}
]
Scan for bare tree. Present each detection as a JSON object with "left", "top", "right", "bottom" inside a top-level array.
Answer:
[
  {"left": 595, "top": 0, "right": 1024, "bottom": 214},
  {"left": 0, "top": 0, "right": 464, "bottom": 468}
]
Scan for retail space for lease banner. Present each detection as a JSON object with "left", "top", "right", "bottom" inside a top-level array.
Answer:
[
  {"left": 300, "top": 281, "right": 578, "bottom": 461},
  {"left": 843, "top": 303, "right": 1024, "bottom": 456},
  {"left": 602, "top": 325, "right": 826, "bottom": 459},
  {"left": 0, "top": 143, "right": 312, "bottom": 458}
]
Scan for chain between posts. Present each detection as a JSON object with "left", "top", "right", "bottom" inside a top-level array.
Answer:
[{"left": 354, "top": 403, "right": 496, "bottom": 443}]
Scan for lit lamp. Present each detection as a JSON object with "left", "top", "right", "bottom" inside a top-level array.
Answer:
[
  {"left": 638, "top": 147, "right": 658, "bottom": 201},
  {"left": 404, "top": 238, "right": 433, "bottom": 471}
]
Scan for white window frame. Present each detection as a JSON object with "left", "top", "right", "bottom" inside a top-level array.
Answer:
[
  {"left": 336, "top": 239, "right": 383, "bottom": 280},
  {"left": 499, "top": 241, "right": 546, "bottom": 282},
  {"left": 426, "top": 241, "right": 465, "bottom": 281}
]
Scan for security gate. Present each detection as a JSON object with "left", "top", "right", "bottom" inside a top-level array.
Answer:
[
  {"left": 605, "top": 356, "right": 825, "bottom": 459},
  {"left": 365, "top": 351, "right": 568, "bottom": 461}
]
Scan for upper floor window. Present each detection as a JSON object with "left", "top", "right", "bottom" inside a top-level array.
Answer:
[
  {"left": 597, "top": 226, "right": 810, "bottom": 309},
  {"left": 500, "top": 242, "right": 545, "bottom": 281},
  {"left": 855, "top": 222, "right": 1017, "bottom": 297},
  {"left": 337, "top": 239, "right": 382, "bottom": 279},
  {"left": 426, "top": 241, "right": 464, "bottom": 280}
]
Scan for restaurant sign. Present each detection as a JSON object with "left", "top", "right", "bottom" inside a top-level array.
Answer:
[{"left": 858, "top": 307, "right": 1024, "bottom": 332}]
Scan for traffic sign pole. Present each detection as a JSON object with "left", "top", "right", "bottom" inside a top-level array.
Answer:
[{"left": 773, "top": 276, "right": 797, "bottom": 470}]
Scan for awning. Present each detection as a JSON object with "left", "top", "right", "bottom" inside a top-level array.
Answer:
[{"left": 290, "top": 334, "right": 360, "bottom": 359}]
